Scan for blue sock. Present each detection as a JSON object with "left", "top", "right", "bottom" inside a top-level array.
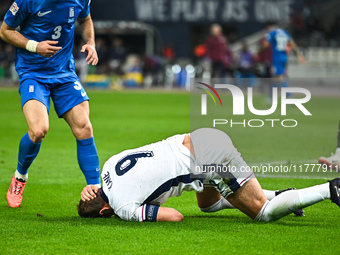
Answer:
[
  {"left": 281, "top": 81, "right": 289, "bottom": 88},
  {"left": 269, "top": 82, "right": 278, "bottom": 98},
  {"left": 17, "top": 132, "right": 42, "bottom": 175},
  {"left": 77, "top": 137, "right": 100, "bottom": 185},
  {"left": 281, "top": 81, "right": 291, "bottom": 98}
]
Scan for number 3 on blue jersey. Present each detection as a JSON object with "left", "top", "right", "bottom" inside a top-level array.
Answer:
[
  {"left": 52, "top": 25, "right": 62, "bottom": 40},
  {"left": 275, "top": 34, "right": 289, "bottom": 51},
  {"left": 115, "top": 151, "right": 154, "bottom": 176}
]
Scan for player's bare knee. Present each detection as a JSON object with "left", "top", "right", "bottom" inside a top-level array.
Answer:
[
  {"left": 81, "top": 122, "right": 93, "bottom": 136},
  {"left": 29, "top": 127, "right": 48, "bottom": 143},
  {"left": 73, "top": 121, "right": 93, "bottom": 139}
]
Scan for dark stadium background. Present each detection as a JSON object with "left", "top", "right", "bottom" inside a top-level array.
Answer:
[{"left": 0, "top": 0, "right": 339, "bottom": 87}]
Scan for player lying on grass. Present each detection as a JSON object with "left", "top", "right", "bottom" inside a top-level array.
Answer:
[{"left": 78, "top": 128, "right": 340, "bottom": 222}]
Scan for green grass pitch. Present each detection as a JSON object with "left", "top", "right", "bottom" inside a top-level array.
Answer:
[{"left": 0, "top": 88, "right": 338, "bottom": 254}]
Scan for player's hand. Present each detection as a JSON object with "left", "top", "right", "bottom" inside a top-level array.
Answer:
[
  {"left": 81, "top": 185, "right": 100, "bottom": 201},
  {"left": 298, "top": 54, "right": 307, "bottom": 64},
  {"left": 36, "top": 41, "right": 62, "bottom": 58},
  {"left": 81, "top": 44, "right": 98, "bottom": 66}
]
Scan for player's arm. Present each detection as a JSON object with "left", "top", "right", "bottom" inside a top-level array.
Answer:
[
  {"left": 289, "top": 39, "right": 306, "bottom": 64},
  {"left": 118, "top": 204, "right": 183, "bottom": 222},
  {"left": 156, "top": 207, "right": 184, "bottom": 222},
  {"left": 0, "top": 21, "right": 62, "bottom": 58},
  {"left": 77, "top": 14, "right": 98, "bottom": 65}
]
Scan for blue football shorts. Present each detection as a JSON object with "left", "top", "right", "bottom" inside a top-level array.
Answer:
[
  {"left": 19, "top": 77, "right": 90, "bottom": 118},
  {"left": 272, "top": 56, "right": 288, "bottom": 76}
]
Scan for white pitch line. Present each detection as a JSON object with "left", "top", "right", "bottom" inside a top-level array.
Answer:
[
  {"left": 255, "top": 174, "right": 332, "bottom": 180},
  {"left": 248, "top": 159, "right": 316, "bottom": 166}
]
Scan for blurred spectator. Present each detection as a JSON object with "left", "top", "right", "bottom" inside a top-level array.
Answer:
[
  {"left": 109, "top": 37, "right": 126, "bottom": 75},
  {"left": 192, "top": 42, "right": 207, "bottom": 73},
  {"left": 143, "top": 54, "right": 163, "bottom": 87},
  {"left": 0, "top": 44, "right": 6, "bottom": 78},
  {"left": 302, "top": 2, "right": 311, "bottom": 21},
  {"left": 254, "top": 37, "right": 273, "bottom": 93},
  {"left": 224, "top": 48, "right": 236, "bottom": 78},
  {"left": 74, "top": 40, "right": 89, "bottom": 84},
  {"left": 194, "top": 44, "right": 206, "bottom": 59},
  {"left": 122, "top": 55, "right": 143, "bottom": 87},
  {"left": 0, "top": 0, "right": 12, "bottom": 19},
  {"left": 291, "top": 10, "right": 304, "bottom": 37},
  {"left": 205, "top": 24, "right": 228, "bottom": 78},
  {"left": 256, "top": 37, "right": 273, "bottom": 78},
  {"left": 235, "top": 43, "right": 256, "bottom": 87},
  {"left": 328, "top": 16, "right": 340, "bottom": 43},
  {"left": 95, "top": 38, "right": 109, "bottom": 74},
  {"left": 0, "top": 44, "right": 17, "bottom": 83},
  {"left": 163, "top": 42, "right": 176, "bottom": 63}
]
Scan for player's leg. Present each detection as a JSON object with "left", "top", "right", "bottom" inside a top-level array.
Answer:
[
  {"left": 268, "top": 58, "right": 286, "bottom": 101},
  {"left": 192, "top": 129, "right": 265, "bottom": 213},
  {"left": 196, "top": 186, "right": 299, "bottom": 213},
  {"left": 52, "top": 79, "right": 100, "bottom": 186},
  {"left": 221, "top": 178, "right": 267, "bottom": 219},
  {"left": 226, "top": 177, "right": 336, "bottom": 222},
  {"left": 23, "top": 100, "right": 49, "bottom": 143},
  {"left": 196, "top": 187, "right": 232, "bottom": 212},
  {"left": 191, "top": 128, "right": 298, "bottom": 214},
  {"left": 63, "top": 100, "right": 93, "bottom": 139},
  {"left": 7, "top": 79, "right": 50, "bottom": 207},
  {"left": 191, "top": 128, "right": 328, "bottom": 221},
  {"left": 279, "top": 59, "right": 290, "bottom": 97},
  {"left": 319, "top": 120, "right": 340, "bottom": 170},
  {"left": 63, "top": 101, "right": 101, "bottom": 186}
]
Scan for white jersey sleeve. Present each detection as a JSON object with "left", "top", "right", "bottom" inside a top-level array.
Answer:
[
  {"left": 115, "top": 203, "right": 160, "bottom": 222},
  {"left": 114, "top": 202, "right": 143, "bottom": 222},
  {"left": 101, "top": 134, "right": 203, "bottom": 222}
]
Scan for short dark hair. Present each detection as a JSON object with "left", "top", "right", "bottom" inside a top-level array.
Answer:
[
  {"left": 77, "top": 191, "right": 115, "bottom": 218},
  {"left": 266, "top": 20, "right": 277, "bottom": 27}
]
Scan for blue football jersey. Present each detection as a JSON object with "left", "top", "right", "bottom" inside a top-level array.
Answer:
[
  {"left": 266, "top": 28, "right": 292, "bottom": 61},
  {"left": 4, "top": 0, "right": 90, "bottom": 80}
]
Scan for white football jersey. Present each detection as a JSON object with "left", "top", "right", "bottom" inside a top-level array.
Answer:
[
  {"left": 101, "top": 128, "right": 253, "bottom": 222},
  {"left": 101, "top": 134, "right": 203, "bottom": 222}
]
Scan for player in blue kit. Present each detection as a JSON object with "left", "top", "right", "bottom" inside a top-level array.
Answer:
[
  {"left": 0, "top": 0, "right": 101, "bottom": 207},
  {"left": 264, "top": 21, "right": 306, "bottom": 95}
]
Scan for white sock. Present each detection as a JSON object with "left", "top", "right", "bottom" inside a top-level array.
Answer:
[
  {"left": 220, "top": 197, "right": 234, "bottom": 209},
  {"left": 200, "top": 197, "right": 234, "bottom": 212},
  {"left": 15, "top": 170, "right": 28, "bottom": 182},
  {"left": 256, "top": 183, "right": 330, "bottom": 222},
  {"left": 336, "top": 148, "right": 340, "bottom": 155},
  {"left": 263, "top": 189, "right": 276, "bottom": 200}
]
